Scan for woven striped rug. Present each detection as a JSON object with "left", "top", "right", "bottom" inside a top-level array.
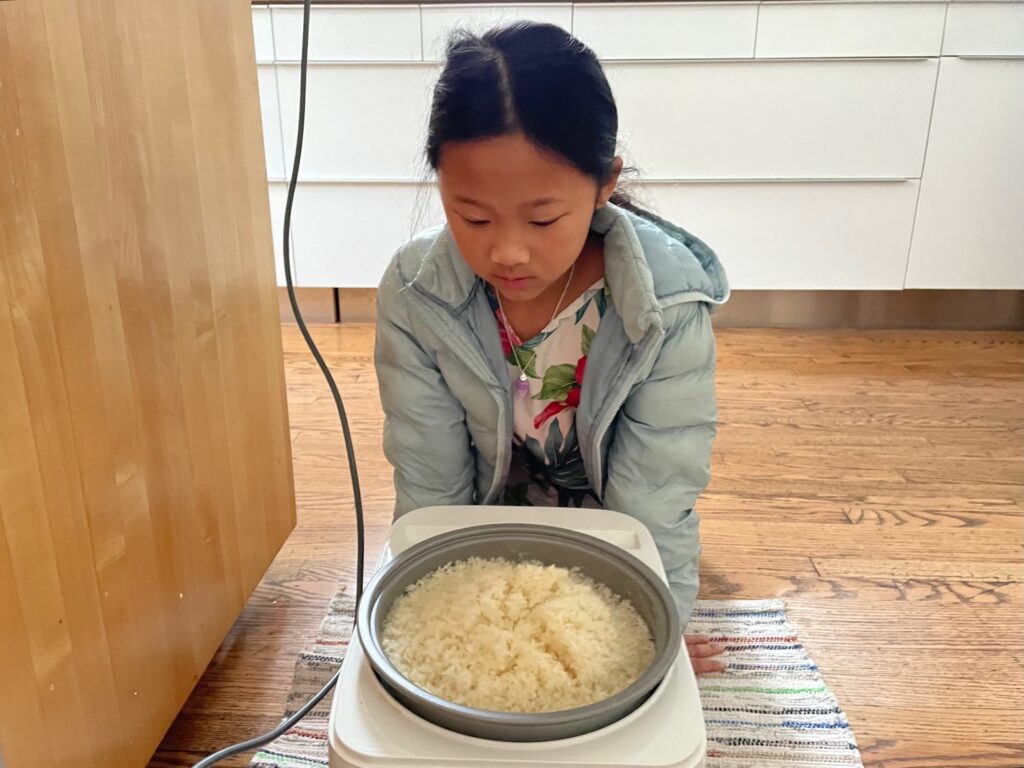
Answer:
[{"left": 251, "top": 592, "right": 863, "bottom": 768}]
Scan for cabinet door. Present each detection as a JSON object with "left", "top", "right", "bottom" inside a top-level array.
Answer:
[
  {"left": 280, "top": 183, "right": 445, "bottom": 288},
  {"left": 573, "top": 4, "right": 757, "bottom": 60},
  {"left": 943, "top": 3, "right": 1024, "bottom": 57},
  {"left": 252, "top": 7, "right": 275, "bottom": 62},
  {"left": 906, "top": 59, "right": 1024, "bottom": 289},
  {"left": 257, "top": 66, "right": 285, "bottom": 180},
  {"left": 276, "top": 64, "right": 439, "bottom": 181},
  {"left": 755, "top": 2, "right": 946, "bottom": 58},
  {"left": 643, "top": 181, "right": 919, "bottom": 289},
  {"left": 422, "top": 5, "right": 573, "bottom": 61},
  {"left": 605, "top": 59, "right": 938, "bottom": 180},
  {"left": 272, "top": 6, "right": 422, "bottom": 62},
  {"left": 268, "top": 184, "right": 294, "bottom": 287}
]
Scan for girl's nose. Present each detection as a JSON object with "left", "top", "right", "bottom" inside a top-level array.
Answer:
[{"left": 490, "top": 240, "right": 530, "bottom": 268}]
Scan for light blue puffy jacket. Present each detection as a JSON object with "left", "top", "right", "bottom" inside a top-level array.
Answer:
[{"left": 374, "top": 203, "right": 729, "bottom": 625}]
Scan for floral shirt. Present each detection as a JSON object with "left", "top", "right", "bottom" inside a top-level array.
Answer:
[{"left": 487, "top": 279, "right": 611, "bottom": 508}]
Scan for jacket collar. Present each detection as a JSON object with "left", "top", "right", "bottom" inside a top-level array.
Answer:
[{"left": 400, "top": 203, "right": 727, "bottom": 344}]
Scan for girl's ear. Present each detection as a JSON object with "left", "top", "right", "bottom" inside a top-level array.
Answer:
[{"left": 596, "top": 157, "right": 625, "bottom": 209}]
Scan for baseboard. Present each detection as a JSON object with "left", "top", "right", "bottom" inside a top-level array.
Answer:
[
  {"left": 712, "top": 290, "right": 1024, "bottom": 329},
  {"left": 279, "top": 288, "right": 376, "bottom": 324},
  {"left": 280, "top": 288, "right": 1024, "bottom": 330}
]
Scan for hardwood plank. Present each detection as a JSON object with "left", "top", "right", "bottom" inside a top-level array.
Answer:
[
  {"left": 804, "top": 649, "right": 1021, "bottom": 710},
  {"left": 845, "top": 705, "right": 1024, "bottom": 742},
  {"left": 856, "top": 738, "right": 1024, "bottom": 768},
  {"left": 814, "top": 558, "right": 1024, "bottom": 581},
  {"left": 701, "top": 491, "right": 1024, "bottom": 528}
]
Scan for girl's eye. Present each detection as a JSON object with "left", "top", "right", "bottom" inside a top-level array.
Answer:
[
  {"left": 464, "top": 217, "right": 490, "bottom": 227},
  {"left": 531, "top": 217, "right": 563, "bottom": 228}
]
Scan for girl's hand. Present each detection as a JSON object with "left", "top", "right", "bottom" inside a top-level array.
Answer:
[{"left": 685, "top": 634, "right": 726, "bottom": 674}]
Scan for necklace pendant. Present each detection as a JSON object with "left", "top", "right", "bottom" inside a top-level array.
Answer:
[{"left": 513, "top": 373, "right": 530, "bottom": 399}]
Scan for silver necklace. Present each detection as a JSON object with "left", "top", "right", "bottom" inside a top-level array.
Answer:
[{"left": 496, "top": 262, "right": 576, "bottom": 399}]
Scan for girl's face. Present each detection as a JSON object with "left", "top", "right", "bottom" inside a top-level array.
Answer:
[{"left": 437, "top": 132, "right": 620, "bottom": 303}]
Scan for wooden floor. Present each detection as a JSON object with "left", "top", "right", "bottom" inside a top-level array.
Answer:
[{"left": 151, "top": 325, "right": 1024, "bottom": 768}]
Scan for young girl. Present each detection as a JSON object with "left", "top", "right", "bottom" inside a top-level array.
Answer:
[{"left": 375, "top": 22, "right": 730, "bottom": 672}]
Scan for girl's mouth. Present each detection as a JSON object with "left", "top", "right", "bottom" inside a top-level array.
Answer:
[{"left": 492, "top": 275, "right": 535, "bottom": 291}]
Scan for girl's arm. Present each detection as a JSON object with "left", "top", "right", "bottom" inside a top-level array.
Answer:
[
  {"left": 603, "top": 302, "right": 717, "bottom": 628},
  {"left": 375, "top": 272, "right": 476, "bottom": 517}
]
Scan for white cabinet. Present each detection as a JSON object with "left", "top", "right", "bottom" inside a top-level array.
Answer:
[
  {"left": 268, "top": 184, "right": 292, "bottom": 286},
  {"left": 573, "top": 4, "right": 757, "bottom": 60},
  {"left": 250, "top": 2, "right": 1024, "bottom": 291},
  {"left": 906, "top": 58, "right": 1024, "bottom": 289},
  {"left": 275, "top": 64, "right": 439, "bottom": 181},
  {"left": 755, "top": 3, "right": 946, "bottom": 59},
  {"left": 644, "top": 181, "right": 920, "bottom": 289},
  {"left": 252, "top": 8, "right": 275, "bottom": 62},
  {"left": 272, "top": 6, "right": 422, "bottom": 61},
  {"left": 257, "top": 66, "right": 285, "bottom": 180},
  {"left": 943, "top": 3, "right": 1024, "bottom": 56},
  {"left": 422, "top": 5, "right": 573, "bottom": 61},
  {"left": 276, "top": 182, "right": 445, "bottom": 288},
  {"left": 606, "top": 60, "right": 938, "bottom": 180}
]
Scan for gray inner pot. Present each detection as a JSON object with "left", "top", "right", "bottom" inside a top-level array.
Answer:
[{"left": 356, "top": 523, "right": 681, "bottom": 743}]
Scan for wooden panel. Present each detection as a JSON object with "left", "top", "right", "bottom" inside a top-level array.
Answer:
[
  {"left": 907, "top": 58, "right": 1024, "bottom": 289},
  {"left": 272, "top": 6, "right": 422, "bottom": 61},
  {"left": 252, "top": 6, "right": 275, "bottom": 62},
  {"left": 943, "top": 2, "right": 1024, "bottom": 57},
  {"left": 0, "top": 3, "right": 295, "bottom": 768},
  {"left": 276, "top": 63, "right": 438, "bottom": 180},
  {"left": 606, "top": 59, "right": 938, "bottom": 180},
  {"left": 642, "top": 181, "right": 919, "bottom": 289},
  {"left": 572, "top": 3, "right": 757, "bottom": 60},
  {"left": 422, "top": 4, "right": 574, "bottom": 61},
  {"left": 281, "top": 182, "right": 445, "bottom": 288},
  {"left": 755, "top": 2, "right": 947, "bottom": 59}
]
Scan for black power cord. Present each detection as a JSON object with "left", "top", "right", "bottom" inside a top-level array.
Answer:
[{"left": 193, "top": 0, "right": 365, "bottom": 763}]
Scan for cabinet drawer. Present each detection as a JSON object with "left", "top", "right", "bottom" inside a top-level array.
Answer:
[
  {"left": 756, "top": 2, "right": 946, "bottom": 59},
  {"left": 252, "top": 8, "right": 275, "bottom": 63},
  {"left": 275, "top": 64, "right": 438, "bottom": 180},
  {"left": 277, "top": 180, "right": 921, "bottom": 290},
  {"left": 573, "top": 4, "right": 757, "bottom": 60},
  {"left": 257, "top": 66, "right": 285, "bottom": 180},
  {"left": 906, "top": 59, "right": 1024, "bottom": 289},
  {"left": 943, "top": 3, "right": 1024, "bottom": 57},
  {"left": 642, "top": 181, "right": 919, "bottom": 289},
  {"left": 422, "top": 5, "right": 573, "bottom": 61},
  {"left": 278, "top": 183, "right": 445, "bottom": 288},
  {"left": 607, "top": 59, "right": 937, "bottom": 180},
  {"left": 272, "top": 6, "right": 422, "bottom": 61},
  {"left": 268, "top": 184, "right": 290, "bottom": 286}
]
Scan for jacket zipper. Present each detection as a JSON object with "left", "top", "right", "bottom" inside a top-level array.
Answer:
[
  {"left": 405, "top": 290, "right": 512, "bottom": 504},
  {"left": 589, "top": 329, "right": 663, "bottom": 498}
]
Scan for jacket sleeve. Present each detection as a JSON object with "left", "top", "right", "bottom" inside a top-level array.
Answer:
[
  {"left": 602, "top": 302, "right": 717, "bottom": 628},
  {"left": 374, "top": 268, "right": 476, "bottom": 518}
]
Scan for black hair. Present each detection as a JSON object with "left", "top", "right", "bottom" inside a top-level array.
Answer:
[{"left": 425, "top": 21, "right": 642, "bottom": 214}]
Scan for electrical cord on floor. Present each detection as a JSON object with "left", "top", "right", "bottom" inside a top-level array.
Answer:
[{"left": 192, "top": 0, "right": 365, "bottom": 764}]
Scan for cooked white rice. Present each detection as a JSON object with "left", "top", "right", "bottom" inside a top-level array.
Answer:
[{"left": 380, "top": 557, "right": 655, "bottom": 713}]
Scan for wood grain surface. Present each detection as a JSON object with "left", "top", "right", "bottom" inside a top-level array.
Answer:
[
  {"left": 0, "top": 2, "right": 294, "bottom": 767},
  {"left": 150, "top": 325, "right": 1023, "bottom": 768}
]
